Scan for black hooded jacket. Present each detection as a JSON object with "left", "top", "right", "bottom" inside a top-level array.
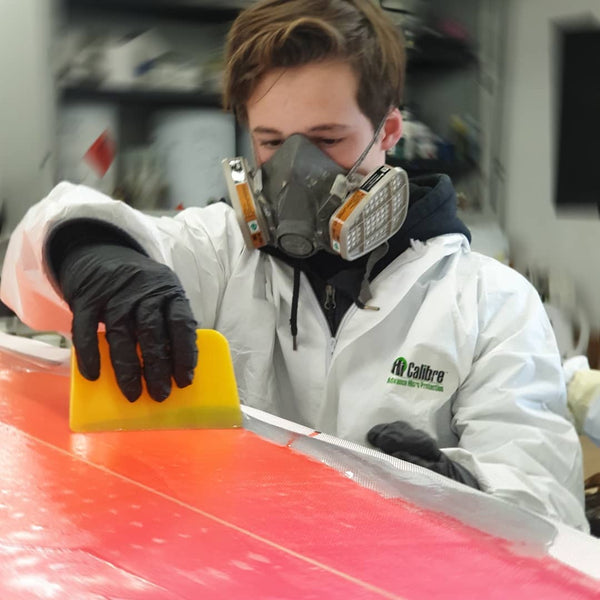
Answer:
[{"left": 260, "top": 174, "right": 471, "bottom": 336}]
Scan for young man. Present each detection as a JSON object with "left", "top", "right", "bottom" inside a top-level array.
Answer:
[{"left": 0, "top": 0, "right": 588, "bottom": 530}]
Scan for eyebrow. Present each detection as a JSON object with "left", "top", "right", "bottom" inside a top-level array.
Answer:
[{"left": 252, "top": 124, "right": 350, "bottom": 135}]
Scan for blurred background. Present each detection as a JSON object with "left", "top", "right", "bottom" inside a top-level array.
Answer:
[{"left": 0, "top": 0, "right": 599, "bottom": 365}]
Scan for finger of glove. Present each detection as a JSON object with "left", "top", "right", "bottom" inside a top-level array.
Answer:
[
  {"left": 393, "top": 449, "right": 477, "bottom": 487},
  {"left": 166, "top": 295, "right": 198, "bottom": 389},
  {"left": 447, "top": 460, "right": 480, "bottom": 489},
  {"left": 390, "top": 449, "right": 438, "bottom": 471},
  {"left": 71, "top": 304, "right": 101, "bottom": 380},
  {"left": 105, "top": 319, "right": 143, "bottom": 402},
  {"left": 136, "top": 297, "right": 172, "bottom": 402},
  {"left": 367, "top": 421, "right": 442, "bottom": 461}
]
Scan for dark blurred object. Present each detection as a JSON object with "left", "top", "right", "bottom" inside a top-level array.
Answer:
[
  {"left": 0, "top": 300, "right": 15, "bottom": 319},
  {"left": 408, "top": 30, "right": 476, "bottom": 70},
  {"left": 553, "top": 22, "right": 600, "bottom": 213},
  {"left": 64, "top": 0, "right": 240, "bottom": 21},
  {"left": 379, "top": 0, "right": 423, "bottom": 14},
  {"left": 585, "top": 472, "right": 600, "bottom": 537},
  {"left": 587, "top": 332, "right": 600, "bottom": 371},
  {"left": 0, "top": 193, "right": 16, "bottom": 320}
]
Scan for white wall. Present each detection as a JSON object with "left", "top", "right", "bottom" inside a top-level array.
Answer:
[
  {"left": 0, "top": 0, "right": 56, "bottom": 238},
  {"left": 502, "top": 0, "right": 600, "bottom": 326}
]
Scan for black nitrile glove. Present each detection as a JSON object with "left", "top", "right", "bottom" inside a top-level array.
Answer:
[
  {"left": 367, "top": 421, "right": 480, "bottom": 489},
  {"left": 59, "top": 242, "right": 198, "bottom": 403}
]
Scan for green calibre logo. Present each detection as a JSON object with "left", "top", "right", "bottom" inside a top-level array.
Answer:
[
  {"left": 388, "top": 356, "right": 445, "bottom": 392},
  {"left": 392, "top": 356, "right": 408, "bottom": 377}
]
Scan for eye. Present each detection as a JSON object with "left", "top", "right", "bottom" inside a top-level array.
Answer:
[
  {"left": 258, "top": 139, "right": 284, "bottom": 149},
  {"left": 314, "top": 137, "right": 343, "bottom": 147}
]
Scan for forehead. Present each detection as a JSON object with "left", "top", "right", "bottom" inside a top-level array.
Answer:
[{"left": 246, "top": 60, "right": 365, "bottom": 133}]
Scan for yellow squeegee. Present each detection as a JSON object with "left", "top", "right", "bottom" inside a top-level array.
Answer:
[{"left": 69, "top": 329, "right": 242, "bottom": 432}]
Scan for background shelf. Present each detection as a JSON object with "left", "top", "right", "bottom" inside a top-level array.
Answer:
[
  {"left": 63, "top": 0, "right": 240, "bottom": 22},
  {"left": 60, "top": 85, "right": 223, "bottom": 109},
  {"left": 407, "top": 33, "right": 477, "bottom": 71}
]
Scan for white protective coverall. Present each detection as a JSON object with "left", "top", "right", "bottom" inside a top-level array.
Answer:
[{"left": 0, "top": 182, "right": 588, "bottom": 531}]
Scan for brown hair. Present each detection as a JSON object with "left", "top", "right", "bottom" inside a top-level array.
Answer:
[{"left": 223, "top": 0, "right": 405, "bottom": 130}]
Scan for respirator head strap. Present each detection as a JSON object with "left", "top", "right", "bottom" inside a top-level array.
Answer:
[{"left": 345, "top": 112, "right": 389, "bottom": 182}]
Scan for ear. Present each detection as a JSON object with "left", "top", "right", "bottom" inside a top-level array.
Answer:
[{"left": 379, "top": 107, "right": 403, "bottom": 152}]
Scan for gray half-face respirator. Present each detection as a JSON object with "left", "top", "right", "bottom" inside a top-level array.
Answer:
[{"left": 222, "top": 132, "right": 409, "bottom": 261}]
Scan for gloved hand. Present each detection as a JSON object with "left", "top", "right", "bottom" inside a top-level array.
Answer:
[
  {"left": 367, "top": 421, "right": 480, "bottom": 489},
  {"left": 59, "top": 243, "right": 198, "bottom": 403}
]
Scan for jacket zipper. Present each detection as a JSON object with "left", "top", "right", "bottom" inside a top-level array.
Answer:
[
  {"left": 322, "top": 284, "right": 361, "bottom": 364},
  {"left": 323, "top": 284, "right": 338, "bottom": 360},
  {"left": 302, "top": 279, "right": 341, "bottom": 370},
  {"left": 324, "top": 283, "right": 336, "bottom": 309},
  {"left": 324, "top": 283, "right": 336, "bottom": 318}
]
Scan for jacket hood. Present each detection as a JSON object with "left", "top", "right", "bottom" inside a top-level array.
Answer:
[
  {"left": 402, "top": 173, "right": 471, "bottom": 243},
  {"left": 379, "top": 173, "right": 471, "bottom": 277}
]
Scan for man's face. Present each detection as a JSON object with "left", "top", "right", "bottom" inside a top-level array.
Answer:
[{"left": 246, "top": 60, "right": 401, "bottom": 174}]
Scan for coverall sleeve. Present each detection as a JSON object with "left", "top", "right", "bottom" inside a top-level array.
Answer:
[
  {"left": 0, "top": 182, "right": 245, "bottom": 336},
  {"left": 444, "top": 263, "right": 588, "bottom": 531}
]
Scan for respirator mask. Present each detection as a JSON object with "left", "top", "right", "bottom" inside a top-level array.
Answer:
[{"left": 222, "top": 123, "right": 409, "bottom": 261}]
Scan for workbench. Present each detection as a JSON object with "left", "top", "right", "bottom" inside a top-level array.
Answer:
[{"left": 0, "top": 343, "right": 599, "bottom": 599}]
